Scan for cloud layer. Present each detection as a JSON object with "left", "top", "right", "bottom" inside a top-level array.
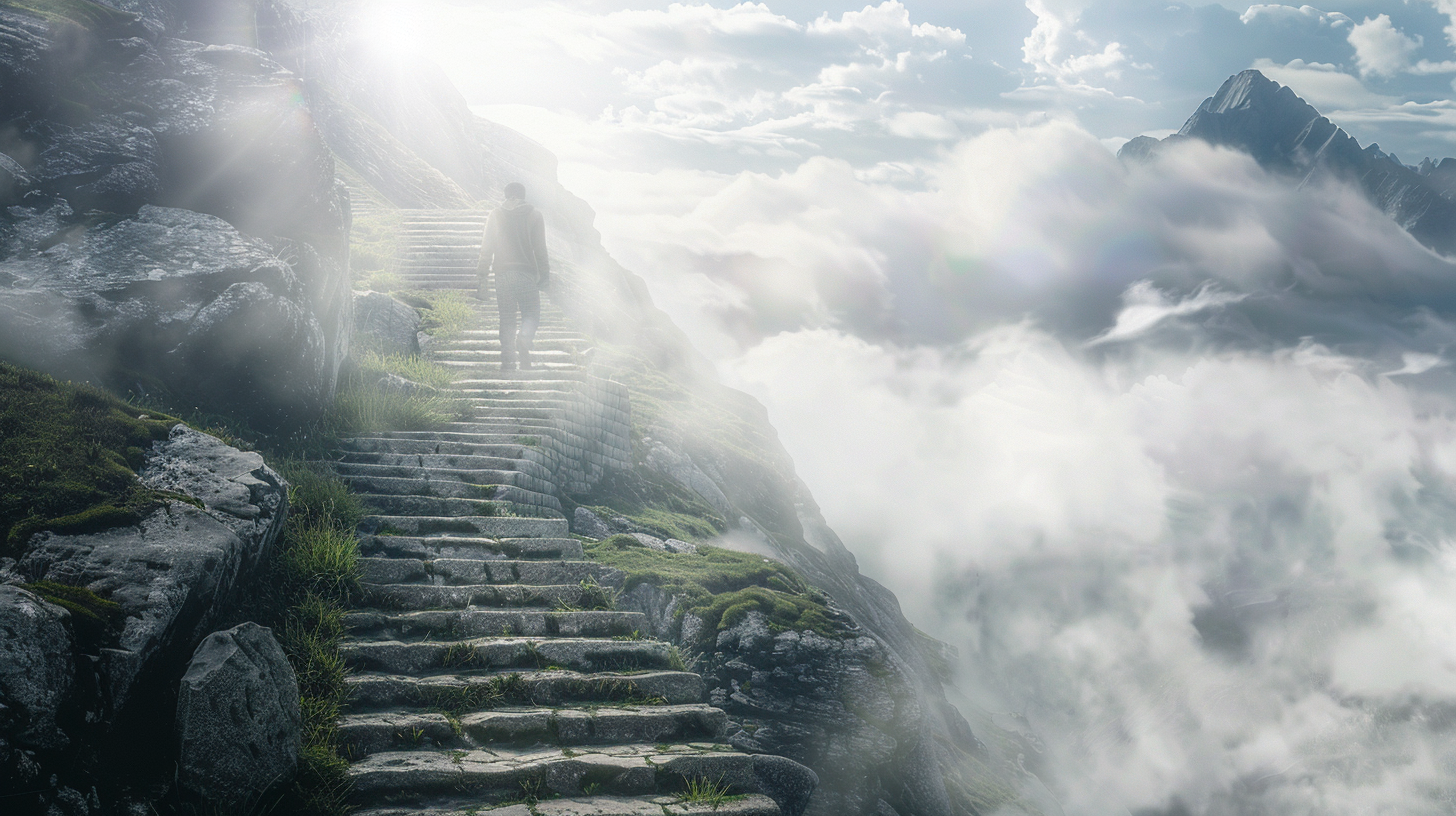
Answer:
[
  {"left": 405, "top": 2, "right": 1456, "bottom": 812},
  {"left": 716, "top": 125, "right": 1456, "bottom": 814}
]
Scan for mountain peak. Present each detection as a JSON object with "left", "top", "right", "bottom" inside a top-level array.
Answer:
[
  {"left": 1125, "top": 70, "right": 1456, "bottom": 256},
  {"left": 1176, "top": 69, "right": 1332, "bottom": 170}
]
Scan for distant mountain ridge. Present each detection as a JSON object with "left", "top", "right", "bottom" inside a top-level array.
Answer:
[{"left": 1121, "top": 69, "right": 1456, "bottom": 256}]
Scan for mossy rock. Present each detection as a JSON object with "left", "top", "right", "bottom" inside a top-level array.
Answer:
[
  {"left": 20, "top": 579, "right": 124, "bottom": 649},
  {"left": 0, "top": 362, "right": 178, "bottom": 553},
  {"left": 583, "top": 535, "right": 850, "bottom": 645}
]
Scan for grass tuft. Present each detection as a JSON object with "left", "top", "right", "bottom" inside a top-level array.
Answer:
[
  {"left": 397, "top": 290, "right": 474, "bottom": 341},
  {"left": 676, "top": 775, "right": 736, "bottom": 808}
]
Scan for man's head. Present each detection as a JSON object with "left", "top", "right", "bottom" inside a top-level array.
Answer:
[{"left": 504, "top": 182, "right": 526, "bottom": 201}]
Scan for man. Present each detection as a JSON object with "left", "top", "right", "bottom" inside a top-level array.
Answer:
[{"left": 477, "top": 181, "right": 549, "bottom": 370}]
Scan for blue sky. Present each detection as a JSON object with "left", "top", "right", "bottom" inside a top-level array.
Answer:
[{"left": 403, "top": 0, "right": 1456, "bottom": 173}]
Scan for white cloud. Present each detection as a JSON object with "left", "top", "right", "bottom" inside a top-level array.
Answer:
[
  {"left": 1239, "top": 4, "right": 1354, "bottom": 32},
  {"left": 1088, "top": 281, "right": 1246, "bottom": 345},
  {"left": 1349, "top": 14, "right": 1424, "bottom": 78},
  {"left": 1022, "top": 0, "right": 1130, "bottom": 84},
  {"left": 883, "top": 110, "right": 960, "bottom": 140},
  {"left": 1250, "top": 58, "right": 1394, "bottom": 110}
]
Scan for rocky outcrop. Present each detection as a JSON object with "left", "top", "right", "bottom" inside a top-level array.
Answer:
[
  {"left": 3, "top": 424, "right": 288, "bottom": 811},
  {"left": 1122, "top": 69, "right": 1456, "bottom": 256},
  {"left": 177, "top": 622, "right": 301, "bottom": 803},
  {"left": 18, "top": 425, "right": 287, "bottom": 719},
  {"left": 0, "top": 4, "right": 351, "bottom": 425}
]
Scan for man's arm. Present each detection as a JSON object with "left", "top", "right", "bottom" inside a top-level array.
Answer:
[{"left": 531, "top": 210, "right": 549, "bottom": 289}]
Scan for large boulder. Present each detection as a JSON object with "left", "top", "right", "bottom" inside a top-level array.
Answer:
[
  {"left": 176, "top": 622, "right": 300, "bottom": 802},
  {"left": 0, "top": 586, "right": 74, "bottom": 752},
  {"left": 16, "top": 425, "right": 287, "bottom": 721},
  {"left": 0, "top": 6, "right": 352, "bottom": 426},
  {"left": 353, "top": 290, "right": 421, "bottom": 356}
]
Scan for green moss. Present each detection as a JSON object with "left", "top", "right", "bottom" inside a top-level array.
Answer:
[
  {"left": 20, "top": 580, "right": 124, "bottom": 648},
  {"left": 571, "top": 466, "right": 726, "bottom": 543},
  {"left": 0, "top": 362, "right": 179, "bottom": 552},
  {"left": 582, "top": 535, "right": 848, "bottom": 646}
]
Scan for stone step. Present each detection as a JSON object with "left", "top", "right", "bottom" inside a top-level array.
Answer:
[
  {"left": 456, "top": 329, "right": 582, "bottom": 339},
  {"left": 437, "top": 361, "right": 584, "bottom": 373},
  {"left": 341, "top": 637, "right": 673, "bottom": 675},
  {"left": 354, "top": 793, "right": 780, "bottom": 816},
  {"left": 344, "top": 473, "right": 560, "bottom": 505},
  {"left": 432, "top": 420, "right": 558, "bottom": 436},
  {"left": 338, "top": 704, "right": 726, "bottom": 757},
  {"left": 358, "top": 515, "right": 568, "bottom": 538},
  {"left": 434, "top": 350, "right": 576, "bottom": 361},
  {"left": 339, "top": 437, "right": 537, "bottom": 459},
  {"left": 358, "top": 535, "right": 583, "bottom": 561},
  {"left": 335, "top": 461, "right": 555, "bottom": 489},
  {"left": 335, "top": 451, "right": 547, "bottom": 474},
  {"left": 370, "top": 430, "right": 559, "bottom": 447},
  {"left": 346, "top": 669, "right": 706, "bottom": 710},
  {"left": 358, "top": 581, "right": 592, "bottom": 610},
  {"left": 344, "top": 608, "right": 646, "bottom": 640},
  {"left": 394, "top": 283, "right": 476, "bottom": 291},
  {"left": 450, "top": 389, "right": 578, "bottom": 402},
  {"left": 444, "top": 339, "right": 587, "bottom": 351},
  {"left": 360, "top": 558, "right": 622, "bottom": 587},
  {"left": 359, "top": 492, "right": 562, "bottom": 518},
  {"left": 463, "top": 407, "right": 565, "bottom": 421},
  {"left": 347, "top": 744, "right": 787, "bottom": 811}
]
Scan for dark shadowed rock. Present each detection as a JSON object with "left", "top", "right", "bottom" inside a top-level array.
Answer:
[
  {"left": 0, "top": 205, "right": 330, "bottom": 423},
  {"left": 0, "top": 5, "right": 352, "bottom": 425},
  {"left": 0, "top": 586, "right": 74, "bottom": 751},
  {"left": 176, "top": 622, "right": 300, "bottom": 802},
  {"left": 354, "top": 290, "right": 421, "bottom": 356}
]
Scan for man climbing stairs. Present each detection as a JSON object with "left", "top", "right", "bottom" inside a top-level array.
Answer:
[{"left": 328, "top": 208, "right": 814, "bottom": 815}]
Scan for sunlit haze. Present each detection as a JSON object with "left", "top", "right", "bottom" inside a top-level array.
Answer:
[{"left": 392, "top": 1, "right": 1456, "bottom": 813}]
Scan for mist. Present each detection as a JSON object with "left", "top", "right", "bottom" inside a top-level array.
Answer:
[{"left": 599, "top": 123, "right": 1456, "bottom": 814}]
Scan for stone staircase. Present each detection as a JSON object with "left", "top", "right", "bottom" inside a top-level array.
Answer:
[{"left": 330, "top": 209, "right": 804, "bottom": 815}]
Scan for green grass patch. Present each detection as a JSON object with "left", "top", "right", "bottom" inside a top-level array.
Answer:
[
  {"left": 320, "top": 350, "right": 463, "bottom": 436},
  {"left": 264, "top": 465, "right": 361, "bottom": 815},
  {"left": 356, "top": 351, "right": 459, "bottom": 390},
  {"left": 582, "top": 535, "right": 848, "bottom": 646},
  {"left": 397, "top": 290, "right": 474, "bottom": 341},
  {"left": 570, "top": 466, "right": 726, "bottom": 543},
  {"left": 0, "top": 361, "right": 179, "bottom": 553}
]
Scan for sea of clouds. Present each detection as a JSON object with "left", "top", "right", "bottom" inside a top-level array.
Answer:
[
  {"left": 628, "top": 126, "right": 1456, "bottom": 815},
  {"left": 413, "top": 1, "right": 1456, "bottom": 812}
]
